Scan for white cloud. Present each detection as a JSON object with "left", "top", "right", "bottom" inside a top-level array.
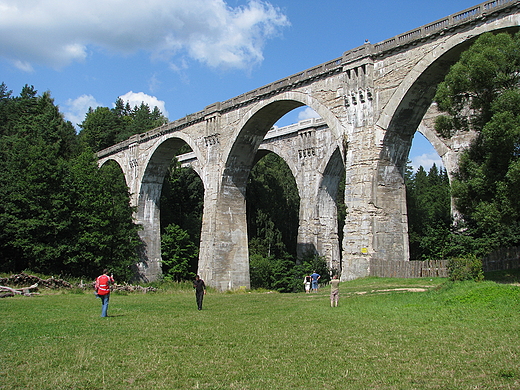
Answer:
[
  {"left": 62, "top": 94, "right": 103, "bottom": 129},
  {"left": 61, "top": 91, "right": 168, "bottom": 130},
  {"left": 14, "top": 60, "right": 34, "bottom": 72},
  {"left": 0, "top": 0, "right": 289, "bottom": 71},
  {"left": 410, "top": 152, "right": 444, "bottom": 172},
  {"left": 118, "top": 91, "right": 169, "bottom": 118},
  {"left": 297, "top": 107, "right": 320, "bottom": 121}
]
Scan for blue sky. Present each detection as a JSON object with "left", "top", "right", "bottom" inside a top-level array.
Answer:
[{"left": 1, "top": 0, "right": 480, "bottom": 171}]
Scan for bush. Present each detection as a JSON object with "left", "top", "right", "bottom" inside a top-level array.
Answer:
[{"left": 447, "top": 254, "right": 484, "bottom": 282}]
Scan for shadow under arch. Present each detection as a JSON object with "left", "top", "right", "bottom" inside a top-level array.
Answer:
[
  {"left": 314, "top": 147, "right": 345, "bottom": 273},
  {"left": 223, "top": 100, "right": 305, "bottom": 195}
]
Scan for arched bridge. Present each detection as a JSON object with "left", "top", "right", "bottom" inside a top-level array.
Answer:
[{"left": 98, "top": 0, "right": 520, "bottom": 290}]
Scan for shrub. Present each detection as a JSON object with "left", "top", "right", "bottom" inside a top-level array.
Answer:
[{"left": 447, "top": 254, "right": 484, "bottom": 282}]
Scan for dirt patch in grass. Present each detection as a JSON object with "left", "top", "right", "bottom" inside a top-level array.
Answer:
[{"left": 346, "top": 286, "right": 432, "bottom": 296}]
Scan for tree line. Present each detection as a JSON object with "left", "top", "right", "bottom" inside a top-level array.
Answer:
[
  {"left": 0, "top": 85, "right": 165, "bottom": 280},
  {"left": 1, "top": 31, "right": 519, "bottom": 286}
]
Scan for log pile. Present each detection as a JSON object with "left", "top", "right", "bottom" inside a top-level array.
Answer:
[
  {"left": 0, "top": 283, "right": 39, "bottom": 298},
  {"left": 0, "top": 272, "right": 157, "bottom": 298},
  {"left": 0, "top": 273, "right": 73, "bottom": 289},
  {"left": 81, "top": 280, "right": 157, "bottom": 293},
  {"left": 111, "top": 283, "right": 157, "bottom": 293}
]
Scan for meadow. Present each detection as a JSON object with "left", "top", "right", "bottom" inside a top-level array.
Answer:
[{"left": 1, "top": 276, "right": 519, "bottom": 389}]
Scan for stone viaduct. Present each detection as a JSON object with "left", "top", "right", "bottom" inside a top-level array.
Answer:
[{"left": 98, "top": 0, "right": 520, "bottom": 290}]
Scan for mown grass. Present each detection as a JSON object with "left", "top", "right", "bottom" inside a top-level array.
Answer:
[{"left": 1, "top": 277, "right": 519, "bottom": 389}]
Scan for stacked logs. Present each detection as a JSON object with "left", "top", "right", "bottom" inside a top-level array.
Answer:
[
  {"left": 81, "top": 281, "right": 157, "bottom": 293},
  {"left": 0, "top": 273, "right": 72, "bottom": 289},
  {"left": 0, "top": 272, "right": 157, "bottom": 298},
  {"left": 110, "top": 284, "right": 157, "bottom": 293}
]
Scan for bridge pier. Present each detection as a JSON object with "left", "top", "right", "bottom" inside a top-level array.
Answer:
[{"left": 198, "top": 164, "right": 251, "bottom": 290}]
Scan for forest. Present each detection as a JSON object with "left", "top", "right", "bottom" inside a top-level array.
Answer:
[{"left": 1, "top": 31, "right": 520, "bottom": 290}]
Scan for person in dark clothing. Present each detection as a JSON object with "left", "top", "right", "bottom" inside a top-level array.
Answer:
[{"left": 193, "top": 275, "right": 206, "bottom": 310}]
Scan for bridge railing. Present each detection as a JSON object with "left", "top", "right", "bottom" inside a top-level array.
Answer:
[
  {"left": 219, "top": 57, "right": 343, "bottom": 114},
  {"left": 371, "top": 0, "right": 518, "bottom": 55}
]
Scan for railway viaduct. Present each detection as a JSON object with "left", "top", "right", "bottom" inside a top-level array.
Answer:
[{"left": 98, "top": 0, "right": 520, "bottom": 290}]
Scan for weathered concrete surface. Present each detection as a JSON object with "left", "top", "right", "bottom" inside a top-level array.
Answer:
[{"left": 98, "top": 1, "right": 520, "bottom": 288}]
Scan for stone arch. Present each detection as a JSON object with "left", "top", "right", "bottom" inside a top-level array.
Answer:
[
  {"left": 223, "top": 91, "right": 345, "bottom": 167},
  {"left": 139, "top": 132, "right": 204, "bottom": 187},
  {"left": 377, "top": 21, "right": 520, "bottom": 171},
  {"left": 99, "top": 156, "right": 123, "bottom": 169},
  {"left": 377, "top": 21, "right": 520, "bottom": 174},
  {"left": 256, "top": 123, "right": 346, "bottom": 270},
  {"left": 377, "top": 20, "right": 520, "bottom": 133},
  {"left": 254, "top": 146, "right": 299, "bottom": 187},
  {"left": 98, "top": 156, "right": 128, "bottom": 186},
  {"left": 315, "top": 147, "right": 345, "bottom": 272},
  {"left": 134, "top": 133, "right": 203, "bottom": 282},
  {"left": 373, "top": 21, "right": 520, "bottom": 265},
  {"left": 199, "top": 94, "right": 344, "bottom": 290}
]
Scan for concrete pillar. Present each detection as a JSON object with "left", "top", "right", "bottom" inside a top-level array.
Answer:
[{"left": 198, "top": 165, "right": 250, "bottom": 291}]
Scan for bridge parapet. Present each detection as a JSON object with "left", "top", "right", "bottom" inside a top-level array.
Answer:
[{"left": 372, "top": 0, "right": 518, "bottom": 54}]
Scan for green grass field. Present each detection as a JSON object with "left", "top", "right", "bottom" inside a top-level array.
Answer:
[{"left": 1, "top": 277, "right": 519, "bottom": 389}]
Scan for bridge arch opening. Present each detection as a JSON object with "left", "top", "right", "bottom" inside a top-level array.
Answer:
[
  {"left": 246, "top": 151, "right": 300, "bottom": 291},
  {"left": 136, "top": 137, "right": 204, "bottom": 282},
  {"left": 373, "top": 29, "right": 520, "bottom": 263},
  {"left": 205, "top": 100, "right": 345, "bottom": 290},
  {"left": 274, "top": 107, "right": 346, "bottom": 277},
  {"left": 160, "top": 150, "right": 204, "bottom": 282}
]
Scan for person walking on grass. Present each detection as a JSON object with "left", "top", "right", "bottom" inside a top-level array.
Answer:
[
  {"left": 330, "top": 275, "right": 340, "bottom": 307},
  {"left": 193, "top": 275, "right": 206, "bottom": 310},
  {"left": 95, "top": 269, "right": 114, "bottom": 317}
]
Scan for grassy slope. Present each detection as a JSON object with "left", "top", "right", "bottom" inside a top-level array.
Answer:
[{"left": 1, "top": 277, "right": 519, "bottom": 389}]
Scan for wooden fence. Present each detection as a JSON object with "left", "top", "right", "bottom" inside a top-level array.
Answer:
[
  {"left": 369, "top": 247, "right": 520, "bottom": 278},
  {"left": 369, "top": 259, "right": 448, "bottom": 278},
  {"left": 481, "top": 247, "right": 520, "bottom": 272}
]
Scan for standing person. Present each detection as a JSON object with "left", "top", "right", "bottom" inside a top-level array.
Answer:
[
  {"left": 95, "top": 269, "right": 114, "bottom": 317},
  {"left": 310, "top": 271, "right": 321, "bottom": 293},
  {"left": 330, "top": 275, "right": 340, "bottom": 307},
  {"left": 193, "top": 275, "right": 206, "bottom": 310},
  {"left": 304, "top": 275, "right": 311, "bottom": 293}
]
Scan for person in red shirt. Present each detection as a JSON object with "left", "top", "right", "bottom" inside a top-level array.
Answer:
[{"left": 95, "top": 269, "right": 114, "bottom": 317}]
